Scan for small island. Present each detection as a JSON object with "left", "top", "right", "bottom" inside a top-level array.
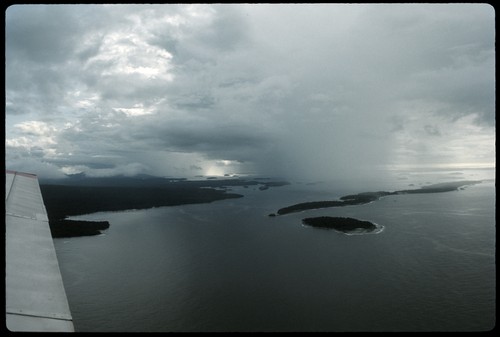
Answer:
[{"left": 302, "top": 216, "right": 379, "bottom": 234}]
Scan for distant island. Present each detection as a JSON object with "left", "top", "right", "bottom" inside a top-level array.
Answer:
[
  {"left": 40, "top": 175, "right": 289, "bottom": 238},
  {"left": 302, "top": 216, "right": 378, "bottom": 234},
  {"left": 270, "top": 180, "right": 481, "bottom": 216}
]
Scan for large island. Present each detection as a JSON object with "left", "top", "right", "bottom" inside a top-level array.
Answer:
[{"left": 271, "top": 180, "right": 481, "bottom": 216}]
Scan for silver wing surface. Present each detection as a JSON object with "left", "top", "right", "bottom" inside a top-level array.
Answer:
[{"left": 5, "top": 170, "right": 74, "bottom": 332}]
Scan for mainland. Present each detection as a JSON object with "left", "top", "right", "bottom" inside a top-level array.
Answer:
[{"left": 40, "top": 174, "right": 288, "bottom": 238}]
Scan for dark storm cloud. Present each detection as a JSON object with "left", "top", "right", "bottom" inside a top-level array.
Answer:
[
  {"left": 172, "top": 95, "right": 217, "bottom": 110},
  {"left": 359, "top": 4, "right": 495, "bottom": 126},
  {"left": 5, "top": 4, "right": 495, "bottom": 179},
  {"left": 147, "top": 5, "right": 250, "bottom": 62},
  {"left": 6, "top": 5, "right": 81, "bottom": 63},
  {"left": 424, "top": 125, "right": 441, "bottom": 137},
  {"left": 155, "top": 124, "right": 269, "bottom": 161}
]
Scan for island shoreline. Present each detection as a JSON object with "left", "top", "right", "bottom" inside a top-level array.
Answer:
[{"left": 271, "top": 180, "right": 481, "bottom": 216}]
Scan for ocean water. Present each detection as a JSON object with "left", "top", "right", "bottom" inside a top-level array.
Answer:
[{"left": 53, "top": 169, "right": 495, "bottom": 332}]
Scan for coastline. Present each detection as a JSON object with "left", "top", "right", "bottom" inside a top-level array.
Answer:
[{"left": 41, "top": 177, "right": 288, "bottom": 237}]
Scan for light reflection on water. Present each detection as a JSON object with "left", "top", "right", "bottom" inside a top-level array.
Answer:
[{"left": 54, "top": 170, "right": 495, "bottom": 332}]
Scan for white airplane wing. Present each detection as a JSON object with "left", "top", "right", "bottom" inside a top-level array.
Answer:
[{"left": 5, "top": 170, "right": 74, "bottom": 332}]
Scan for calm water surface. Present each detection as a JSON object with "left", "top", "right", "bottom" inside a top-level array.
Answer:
[{"left": 54, "top": 170, "right": 495, "bottom": 332}]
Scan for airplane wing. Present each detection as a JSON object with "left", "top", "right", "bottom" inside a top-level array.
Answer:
[{"left": 5, "top": 170, "right": 74, "bottom": 332}]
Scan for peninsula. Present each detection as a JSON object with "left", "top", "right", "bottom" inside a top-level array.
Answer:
[{"left": 49, "top": 219, "right": 110, "bottom": 238}]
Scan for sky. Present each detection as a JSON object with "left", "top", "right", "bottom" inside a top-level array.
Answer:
[{"left": 5, "top": 4, "right": 496, "bottom": 181}]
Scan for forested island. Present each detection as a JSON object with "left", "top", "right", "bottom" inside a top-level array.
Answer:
[
  {"left": 40, "top": 175, "right": 288, "bottom": 238},
  {"left": 270, "top": 180, "right": 481, "bottom": 216},
  {"left": 302, "top": 216, "right": 378, "bottom": 233}
]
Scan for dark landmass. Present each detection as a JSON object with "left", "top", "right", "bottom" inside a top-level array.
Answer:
[
  {"left": 49, "top": 219, "right": 110, "bottom": 238},
  {"left": 40, "top": 175, "right": 289, "bottom": 237},
  {"left": 394, "top": 180, "right": 481, "bottom": 194},
  {"left": 40, "top": 184, "right": 244, "bottom": 221},
  {"left": 302, "top": 216, "right": 377, "bottom": 233},
  {"left": 274, "top": 191, "right": 393, "bottom": 216},
  {"left": 275, "top": 200, "right": 346, "bottom": 215},
  {"left": 262, "top": 181, "right": 290, "bottom": 187},
  {"left": 40, "top": 174, "right": 289, "bottom": 190},
  {"left": 273, "top": 180, "right": 481, "bottom": 216},
  {"left": 339, "top": 191, "right": 395, "bottom": 203}
]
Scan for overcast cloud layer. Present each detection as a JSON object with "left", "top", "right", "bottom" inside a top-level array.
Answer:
[{"left": 5, "top": 4, "right": 495, "bottom": 181}]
